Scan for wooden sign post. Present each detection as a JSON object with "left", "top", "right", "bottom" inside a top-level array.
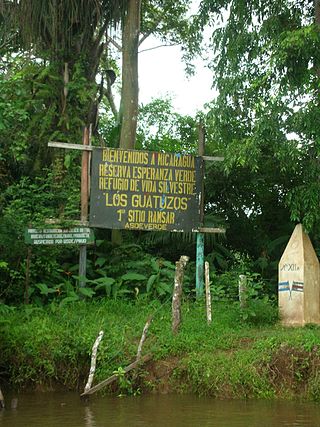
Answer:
[
  {"left": 48, "top": 127, "right": 91, "bottom": 288},
  {"left": 195, "top": 122, "right": 225, "bottom": 299},
  {"left": 279, "top": 224, "right": 320, "bottom": 326},
  {"left": 196, "top": 122, "right": 205, "bottom": 298},
  {"left": 48, "top": 134, "right": 225, "bottom": 297},
  {"left": 79, "top": 127, "right": 90, "bottom": 288}
]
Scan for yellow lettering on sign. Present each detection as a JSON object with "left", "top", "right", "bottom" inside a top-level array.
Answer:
[
  {"left": 132, "top": 167, "right": 172, "bottom": 181},
  {"left": 147, "top": 211, "right": 175, "bottom": 224},
  {"left": 174, "top": 169, "right": 196, "bottom": 183},
  {"left": 146, "top": 223, "right": 167, "bottom": 230},
  {"left": 131, "top": 194, "right": 161, "bottom": 209},
  {"left": 117, "top": 209, "right": 126, "bottom": 221},
  {"left": 102, "top": 149, "right": 149, "bottom": 165},
  {"left": 124, "top": 222, "right": 167, "bottom": 231},
  {"left": 99, "top": 163, "right": 107, "bottom": 176},
  {"left": 157, "top": 181, "right": 195, "bottom": 195},
  {"left": 105, "top": 193, "right": 127, "bottom": 207},
  {"left": 130, "top": 195, "right": 188, "bottom": 210},
  {"left": 130, "top": 179, "right": 139, "bottom": 191},
  {"left": 99, "top": 177, "right": 129, "bottom": 191},
  {"left": 157, "top": 153, "right": 195, "bottom": 168},
  {"left": 102, "top": 149, "right": 108, "bottom": 161},
  {"left": 128, "top": 210, "right": 146, "bottom": 222},
  {"left": 141, "top": 180, "right": 157, "bottom": 192},
  {"left": 99, "top": 164, "right": 132, "bottom": 179}
]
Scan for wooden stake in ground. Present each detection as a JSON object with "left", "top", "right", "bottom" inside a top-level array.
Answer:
[
  {"left": 172, "top": 255, "right": 189, "bottom": 334},
  {"left": 81, "top": 313, "right": 154, "bottom": 398},
  {"left": 84, "top": 330, "right": 104, "bottom": 394},
  {"left": 136, "top": 316, "right": 153, "bottom": 360},
  {"left": 239, "top": 275, "right": 247, "bottom": 309},
  {"left": 0, "top": 386, "right": 4, "bottom": 409},
  {"left": 205, "top": 261, "right": 212, "bottom": 324},
  {"left": 24, "top": 247, "right": 32, "bottom": 304}
]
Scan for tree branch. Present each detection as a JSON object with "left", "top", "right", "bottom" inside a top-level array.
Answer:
[
  {"left": 96, "top": 20, "right": 109, "bottom": 46},
  {"left": 138, "top": 10, "right": 167, "bottom": 46},
  {"left": 103, "top": 83, "right": 119, "bottom": 122},
  {"left": 107, "top": 36, "right": 122, "bottom": 52},
  {"left": 139, "top": 43, "right": 178, "bottom": 54}
]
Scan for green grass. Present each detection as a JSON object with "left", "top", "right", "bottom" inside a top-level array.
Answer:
[{"left": 2, "top": 298, "right": 320, "bottom": 400}]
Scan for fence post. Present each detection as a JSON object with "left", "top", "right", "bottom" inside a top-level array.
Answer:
[
  {"left": 239, "top": 274, "right": 247, "bottom": 309},
  {"left": 172, "top": 256, "right": 189, "bottom": 334},
  {"left": 0, "top": 386, "right": 4, "bottom": 409},
  {"left": 205, "top": 261, "right": 212, "bottom": 323}
]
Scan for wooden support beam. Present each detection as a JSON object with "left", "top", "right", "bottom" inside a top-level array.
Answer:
[
  {"left": 198, "top": 227, "right": 226, "bottom": 234},
  {"left": 80, "top": 354, "right": 152, "bottom": 396},
  {"left": 48, "top": 143, "right": 224, "bottom": 162},
  {"left": 44, "top": 218, "right": 89, "bottom": 226},
  {"left": 48, "top": 141, "right": 93, "bottom": 151},
  {"left": 202, "top": 156, "right": 224, "bottom": 162}
]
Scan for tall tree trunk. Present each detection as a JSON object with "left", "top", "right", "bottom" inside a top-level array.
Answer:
[
  {"left": 315, "top": 0, "right": 320, "bottom": 26},
  {"left": 119, "top": 0, "right": 141, "bottom": 149},
  {"left": 314, "top": 0, "right": 320, "bottom": 88}
]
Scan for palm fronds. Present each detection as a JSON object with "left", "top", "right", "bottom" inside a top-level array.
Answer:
[{"left": 0, "top": 0, "right": 127, "bottom": 54}]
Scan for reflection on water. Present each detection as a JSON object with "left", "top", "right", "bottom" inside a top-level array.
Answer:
[
  {"left": 84, "top": 406, "right": 96, "bottom": 427},
  {"left": 0, "top": 392, "right": 320, "bottom": 427}
]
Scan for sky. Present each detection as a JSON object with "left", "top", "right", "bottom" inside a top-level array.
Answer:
[
  {"left": 138, "top": 39, "right": 216, "bottom": 116},
  {"left": 137, "top": 0, "right": 217, "bottom": 117},
  {"left": 110, "top": 1, "right": 217, "bottom": 117}
]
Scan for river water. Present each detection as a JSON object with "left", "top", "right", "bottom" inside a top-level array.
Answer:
[{"left": 0, "top": 392, "right": 320, "bottom": 427}]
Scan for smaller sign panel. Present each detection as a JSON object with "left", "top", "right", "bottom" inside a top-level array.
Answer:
[{"left": 24, "top": 227, "right": 95, "bottom": 245}]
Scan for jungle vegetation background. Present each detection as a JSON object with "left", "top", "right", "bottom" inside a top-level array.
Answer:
[{"left": 0, "top": 0, "right": 320, "bottom": 307}]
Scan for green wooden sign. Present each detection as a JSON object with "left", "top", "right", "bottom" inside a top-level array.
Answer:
[
  {"left": 24, "top": 227, "right": 95, "bottom": 245},
  {"left": 89, "top": 148, "right": 203, "bottom": 232}
]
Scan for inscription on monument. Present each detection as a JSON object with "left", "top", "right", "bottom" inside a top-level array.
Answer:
[{"left": 280, "top": 263, "right": 300, "bottom": 272}]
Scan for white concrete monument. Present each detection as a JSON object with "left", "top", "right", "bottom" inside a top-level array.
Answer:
[{"left": 278, "top": 224, "right": 320, "bottom": 326}]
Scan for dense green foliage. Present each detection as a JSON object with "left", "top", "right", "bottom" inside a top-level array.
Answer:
[
  {"left": 1, "top": 1, "right": 320, "bottom": 346},
  {"left": 193, "top": 0, "right": 320, "bottom": 234},
  {"left": 0, "top": 1, "right": 201, "bottom": 305},
  {"left": 2, "top": 299, "right": 320, "bottom": 401}
]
